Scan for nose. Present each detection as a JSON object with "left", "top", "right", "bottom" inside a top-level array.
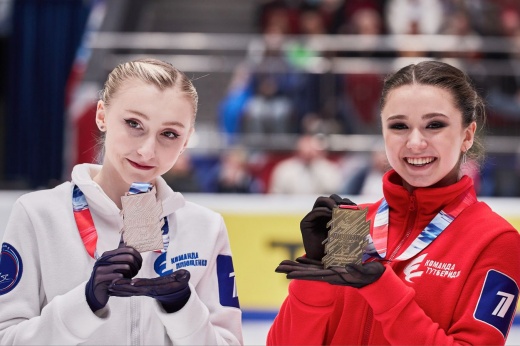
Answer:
[
  {"left": 406, "top": 129, "right": 427, "bottom": 151},
  {"left": 136, "top": 135, "right": 156, "bottom": 161}
]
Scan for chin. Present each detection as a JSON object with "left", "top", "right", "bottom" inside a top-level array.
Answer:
[{"left": 402, "top": 176, "right": 437, "bottom": 189}]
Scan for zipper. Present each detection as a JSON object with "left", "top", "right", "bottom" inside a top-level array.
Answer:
[
  {"left": 130, "top": 297, "right": 140, "bottom": 345},
  {"left": 361, "top": 305, "right": 373, "bottom": 345},
  {"left": 389, "top": 194, "right": 417, "bottom": 261}
]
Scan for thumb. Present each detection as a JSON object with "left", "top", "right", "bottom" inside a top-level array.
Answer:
[
  {"left": 172, "top": 269, "right": 191, "bottom": 283},
  {"left": 118, "top": 235, "right": 126, "bottom": 248}
]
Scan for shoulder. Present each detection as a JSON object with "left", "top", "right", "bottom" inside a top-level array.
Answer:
[
  {"left": 175, "top": 200, "right": 224, "bottom": 225},
  {"left": 16, "top": 182, "right": 72, "bottom": 211},
  {"left": 463, "top": 201, "right": 517, "bottom": 231}
]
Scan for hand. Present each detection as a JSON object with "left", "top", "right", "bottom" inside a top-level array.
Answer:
[
  {"left": 301, "top": 194, "right": 356, "bottom": 261},
  {"left": 85, "top": 239, "right": 142, "bottom": 312},
  {"left": 109, "top": 270, "right": 191, "bottom": 313},
  {"left": 275, "top": 256, "right": 385, "bottom": 288}
]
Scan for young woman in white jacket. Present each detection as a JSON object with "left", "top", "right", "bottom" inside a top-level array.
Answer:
[{"left": 0, "top": 58, "right": 243, "bottom": 345}]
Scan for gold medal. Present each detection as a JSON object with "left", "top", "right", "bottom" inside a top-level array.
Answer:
[
  {"left": 322, "top": 206, "right": 370, "bottom": 267},
  {"left": 120, "top": 186, "right": 164, "bottom": 252}
]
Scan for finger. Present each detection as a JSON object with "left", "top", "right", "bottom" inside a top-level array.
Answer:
[
  {"left": 97, "top": 263, "right": 139, "bottom": 279},
  {"left": 329, "top": 194, "right": 356, "bottom": 206},
  {"left": 99, "top": 247, "right": 142, "bottom": 264},
  {"left": 95, "top": 271, "right": 125, "bottom": 285},
  {"left": 312, "top": 196, "right": 338, "bottom": 210},
  {"left": 172, "top": 269, "right": 190, "bottom": 283},
  {"left": 107, "top": 289, "right": 136, "bottom": 297},
  {"left": 286, "top": 268, "right": 341, "bottom": 278},
  {"left": 118, "top": 235, "right": 126, "bottom": 248},
  {"left": 295, "top": 257, "right": 323, "bottom": 266},
  {"left": 129, "top": 274, "right": 189, "bottom": 288},
  {"left": 301, "top": 207, "right": 332, "bottom": 223},
  {"left": 346, "top": 263, "right": 382, "bottom": 276},
  {"left": 362, "top": 262, "right": 385, "bottom": 275},
  {"left": 275, "top": 265, "right": 298, "bottom": 274},
  {"left": 285, "top": 270, "right": 338, "bottom": 280},
  {"left": 108, "top": 283, "right": 144, "bottom": 296},
  {"left": 275, "top": 263, "right": 313, "bottom": 274},
  {"left": 99, "top": 252, "right": 143, "bottom": 273},
  {"left": 111, "top": 277, "right": 132, "bottom": 286},
  {"left": 278, "top": 259, "right": 319, "bottom": 269},
  {"left": 342, "top": 264, "right": 363, "bottom": 278}
]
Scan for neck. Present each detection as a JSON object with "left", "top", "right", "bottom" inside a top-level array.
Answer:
[{"left": 92, "top": 165, "right": 130, "bottom": 210}]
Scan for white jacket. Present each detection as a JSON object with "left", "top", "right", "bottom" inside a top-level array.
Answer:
[{"left": 0, "top": 164, "right": 243, "bottom": 345}]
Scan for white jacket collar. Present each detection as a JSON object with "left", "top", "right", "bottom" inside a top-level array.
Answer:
[{"left": 70, "top": 163, "right": 186, "bottom": 217}]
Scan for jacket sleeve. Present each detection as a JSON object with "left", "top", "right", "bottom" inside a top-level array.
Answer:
[
  {"left": 267, "top": 279, "right": 339, "bottom": 345},
  {"left": 155, "top": 215, "right": 243, "bottom": 345},
  {"left": 358, "top": 230, "right": 520, "bottom": 345},
  {"left": 0, "top": 199, "right": 107, "bottom": 345}
]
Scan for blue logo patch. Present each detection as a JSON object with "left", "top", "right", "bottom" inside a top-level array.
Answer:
[
  {"left": 217, "top": 255, "right": 239, "bottom": 308},
  {"left": 154, "top": 252, "right": 173, "bottom": 277},
  {"left": 0, "top": 243, "right": 23, "bottom": 295},
  {"left": 474, "top": 270, "right": 519, "bottom": 338}
]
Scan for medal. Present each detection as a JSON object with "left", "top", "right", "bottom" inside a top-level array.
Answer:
[
  {"left": 120, "top": 184, "right": 164, "bottom": 253},
  {"left": 73, "top": 182, "right": 170, "bottom": 258},
  {"left": 322, "top": 206, "right": 370, "bottom": 267}
]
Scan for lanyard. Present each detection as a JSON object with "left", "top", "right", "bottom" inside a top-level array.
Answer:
[
  {"left": 363, "top": 188, "right": 476, "bottom": 262},
  {"left": 72, "top": 183, "right": 170, "bottom": 259}
]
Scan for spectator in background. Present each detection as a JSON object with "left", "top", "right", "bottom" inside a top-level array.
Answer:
[
  {"left": 286, "top": 6, "right": 357, "bottom": 134},
  {"left": 241, "top": 72, "right": 294, "bottom": 134},
  {"left": 207, "top": 146, "right": 263, "bottom": 193},
  {"left": 269, "top": 134, "right": 342, "bottom": 194},
  {"left": 221, "top": 2, "right": 300, "bottom": 136},
  {"left": 385, "top": 0, "right": 444, "bottom": 35},
  {"left": 342, "top": 7, "right": 387, "bottom": 132},
  {"left": 162, "top": 151, "right": 202, "bottom": 193},
  {"left": 485, "top": 6, "right": 520, "bottom": 125},
  {"left": 339, "top": 144, "right": 389, "bottom": 196}
]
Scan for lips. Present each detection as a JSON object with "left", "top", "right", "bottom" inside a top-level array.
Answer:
[
  {"left": 406, "top": 157, "right": 435, "bottom": 166},
  {"left": 128, "top": 159, "right": 154, "bottom": 170}
]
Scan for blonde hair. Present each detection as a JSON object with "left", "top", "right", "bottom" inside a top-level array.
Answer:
[{"left": 100, "top": 58, "right": 198, "bottom": 122}]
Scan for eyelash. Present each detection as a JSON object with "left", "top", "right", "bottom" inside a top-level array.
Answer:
[
  {"left": 124, "top": 119, "right": 180, "bottom": 140},
  {"left": 162, "top": 131, "right": 180, "bottom": 139},
  {"left": 388, "top": 121, "right": 447, "bottom": 130},
  {"left": 125, "top": 119, "right": 141, "bottom": 129},
  {"left": 427, "top": 121, "right": 446, "bottom": 129}
]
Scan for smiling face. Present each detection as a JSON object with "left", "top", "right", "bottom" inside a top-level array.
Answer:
[
  {"left": 381, "top": 84, "right": 476, "bottom": 192},
  {"left": 95, "top": 78, "right": 194, "bottom": 191}
]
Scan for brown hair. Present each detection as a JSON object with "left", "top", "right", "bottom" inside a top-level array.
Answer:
[{"left": 380, "top": 60, "right": 486, "bottom": 163}]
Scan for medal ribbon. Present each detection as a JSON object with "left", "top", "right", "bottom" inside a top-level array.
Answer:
[
  {"left": 363, "top": 188, "right": 476, "bottom": 262},
  {"left": 72, "top": 183, "right": 170, "bottom": 259}
]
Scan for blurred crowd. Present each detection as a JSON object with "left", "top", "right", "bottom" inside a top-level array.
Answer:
[{"left": 168, "top": 0, "right": 520, "bottom": 197}]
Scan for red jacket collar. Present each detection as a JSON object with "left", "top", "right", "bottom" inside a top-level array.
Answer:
[{"left": 381, "top": 169, "right": 476, "bottom": 237}]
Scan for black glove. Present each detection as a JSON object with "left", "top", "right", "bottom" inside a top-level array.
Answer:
[
  {"left": 85, "top": 239, "right": 142, "bottom": 312},
  {"left": 108, "top": 269, "right": 191, "bottom": 313},
  {"left": 275, "top": 256, "right": 385, "bottom": 288},
  {"left": 301, "top": 194, "right": 356, "bottom": 261}
]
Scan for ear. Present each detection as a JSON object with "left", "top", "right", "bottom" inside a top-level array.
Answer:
[
  {"left": 462, "top": 121, "right": 476, "bottom": 152},
  {"left": 95, "top": 100, "right": 107, "bottom": 132}
]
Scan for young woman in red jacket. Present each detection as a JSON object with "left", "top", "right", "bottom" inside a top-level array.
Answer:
[{"left": 268, "top": 60, "right": 520, "bottom": 345}]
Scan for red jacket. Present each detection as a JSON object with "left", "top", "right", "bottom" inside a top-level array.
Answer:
[{"left": 267, "top": 170, "right": 520, "bottom": 345}]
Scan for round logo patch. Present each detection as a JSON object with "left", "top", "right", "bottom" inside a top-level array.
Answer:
[{"left": 0, "top": 243, "right": 23, "bottom": 295}]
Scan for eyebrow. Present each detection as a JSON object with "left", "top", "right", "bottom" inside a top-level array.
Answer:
[
  {"left": 126, "top": 109, "right": 186, "bottom": 128},
  {"left": 386, "top": 113, "right": 449, "bottom": 121}
]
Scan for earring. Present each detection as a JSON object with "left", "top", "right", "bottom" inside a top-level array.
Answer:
[
  {"left": 462, "top": 150, "right": 467, "bottom": 164},
  {"left": 98, "top": 124, "right": 106, "bottom": 132}
]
